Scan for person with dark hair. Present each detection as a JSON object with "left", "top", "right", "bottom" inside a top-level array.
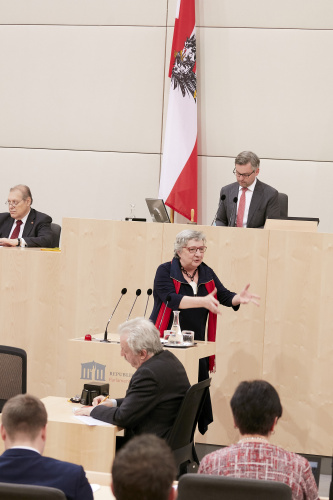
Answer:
[
  {"left": 150, "top": 229, "right": 260, "bottom": 434},
  {"left": 111, "top": 434, "right": 177, "bottom": 500},
  {"left": 198, "top": 380, "right": 319, "bottom": 500},
  {"left": 0, "top": 184, "right": 55, "bottom": 247},
  {"left": 75, "top": 317, "right": 190, "bottom": 444},
  {"left": 0, "top": 394, "right": 93, "bottom": 500},
  {"left": 215, "top": 151, "right": 280, "bottom": 228}
]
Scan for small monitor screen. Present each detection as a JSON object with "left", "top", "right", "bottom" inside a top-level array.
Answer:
[{"left": 145, "top": 198, "right": 170, "bottom": 223}]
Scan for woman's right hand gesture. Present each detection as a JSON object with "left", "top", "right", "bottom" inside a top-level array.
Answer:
[{"left": 202, "top": 288, "right": 221, "bottom": 315}]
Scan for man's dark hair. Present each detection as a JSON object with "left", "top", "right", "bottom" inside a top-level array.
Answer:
[
  {"left": 230, "top": 380, "right": 283, "bottom": 436},
  {"left": 2, "top": 394, "right": 47, "bottom": 440},
  {"left": 112, "top": 434, "right": 176, "bottom": 500}
]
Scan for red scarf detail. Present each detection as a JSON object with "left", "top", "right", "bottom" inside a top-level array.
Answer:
[{"left": 155, "top": 278, "right": 217, "bottom": 372}]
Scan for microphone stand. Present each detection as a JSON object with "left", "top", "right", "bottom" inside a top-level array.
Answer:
[
  {"left": 127, "top": 289, "right": 141, "bottom": 321},
  {"left": 144, "top": 289, "right": 152, "bottom": 317},
  {"left": 211, "top": 194, "right": 226, "bottom": 226},
  {"left": 101, "top": 288, "right": 127, "bottom": 343},
  {"left": 158, "top": 296, "right": 171, "bottom": 332},
  {"left": 229, "top": 197, "right": 238, "bottom": 227}
]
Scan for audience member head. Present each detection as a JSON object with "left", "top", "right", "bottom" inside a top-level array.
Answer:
[
  {"left": 173, "top": 229, "right": 206, "bottom": 258},
  {"left": 7, "top": 184, "right": 33, "bottom": 220},
  {"left": 111, "top": 434, "right": 177, "bottom": 500},
  {"left": 0, "top": 394, "right": 47, "bottom": 452},
  {"left": 118, "top": 317, "right": 162, "bottom": 369},
  {"left": 230, "top": 380, "right": 282, "bottom": 437}
]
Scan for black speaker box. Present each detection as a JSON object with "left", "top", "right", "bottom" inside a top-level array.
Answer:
[{"left": 83, "top": 382, "right": 109, "bottom": 396}]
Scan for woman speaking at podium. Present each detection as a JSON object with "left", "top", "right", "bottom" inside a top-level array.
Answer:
[{"left": 150, "top": 229, "right": 259, "bottom": 434}]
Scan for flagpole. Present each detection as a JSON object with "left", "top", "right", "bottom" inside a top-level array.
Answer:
[{"left": 170, "top": 209, "right": 174, "bottom": 224}]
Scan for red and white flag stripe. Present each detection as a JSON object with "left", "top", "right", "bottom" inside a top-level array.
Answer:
[{"left": 159, "top": 0, "right": 197, "bottom": 222}]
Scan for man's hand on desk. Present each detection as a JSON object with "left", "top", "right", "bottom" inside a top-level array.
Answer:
[
  {"left": 74, "top": 396, "right": 114, "bottom": 416},
  {"left": 0, "top": 238, "right": 19, "bottom": 247},
  {"left": 74, "top": 406, "right": 93, "bottom": 416}
]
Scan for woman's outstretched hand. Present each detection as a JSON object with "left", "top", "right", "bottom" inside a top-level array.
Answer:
[{"left": 232, "top": 284, "right": 260, "bottom": 307}]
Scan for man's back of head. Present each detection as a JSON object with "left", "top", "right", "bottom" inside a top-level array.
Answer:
[
  {"left": 111, "top": 434, "right": 177, "bottom": 500},
  {"left": 1, "top": 394, "right": 47, "bottom": 451},
  {"left": 118, "top": 317, "right": 163, "bottom": 356}
]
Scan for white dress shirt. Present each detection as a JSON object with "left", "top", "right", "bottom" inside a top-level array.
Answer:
[{"left": 236, "top": 177, "right": 257, "bottom": 228}]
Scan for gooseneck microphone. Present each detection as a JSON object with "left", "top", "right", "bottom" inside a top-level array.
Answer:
[
  {"left": 127, "top": 289, "right": 142, "bottom": 321},
  {"left": 329, "top": 455, "right": 333, "bottom": 500},
  {"left": 158, "top": 295, "right": 171, "bottom": 331},
  {"left": 101, "top": 288, "right": 127, "bottom": 343},
  {"left": 229, "top": 196, "right": 238, "bottom": 227},
  {"left": 211, "top": 194, "right": 226, "bottom": 226},
  {"left": 144, "top": 288, "right": 153, "bottom": 318}
]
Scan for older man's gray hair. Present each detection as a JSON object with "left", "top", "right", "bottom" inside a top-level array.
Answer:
[
  {"left": 174, "top": 229, "right": 206, "bottom": 258},
  {"left": 235, "top": 151, "right": 260, "bottom": 171},
  {"left": 118, "top": 317, "right": 162, "bottom": 355}
]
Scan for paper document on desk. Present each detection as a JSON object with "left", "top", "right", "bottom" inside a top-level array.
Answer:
[
  {"left": 90, "top": 484, "right": 100, "bottom": 493},
  {"left": 73, "top": 415, "right": 113, "bottom": 426}
]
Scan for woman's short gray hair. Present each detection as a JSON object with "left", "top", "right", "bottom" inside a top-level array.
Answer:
[
  {"left": 174, "top": 229, "right": 206, "bottom": 258},
  {"left": 118, "top": 317, "right": 162, "bottom": 355}
]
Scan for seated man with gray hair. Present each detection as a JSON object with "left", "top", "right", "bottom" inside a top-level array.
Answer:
[
  {"left": 75, "top": 317, "right": 190, "bottom": 444},
  {"left": 0, "top": 184, "right": 55, "bottom": 247},
  {"left": 216, "top": 151, "right": 280, "bottom": 228}
]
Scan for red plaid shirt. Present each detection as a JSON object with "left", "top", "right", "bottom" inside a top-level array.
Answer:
[{"left": 198, "top": 441, "right": 319, "bottom": 500}]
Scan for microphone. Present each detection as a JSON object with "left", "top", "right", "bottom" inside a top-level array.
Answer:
[
  {"left": 158, "top": 295, "right": 171, "bottom": 331},
  {"left": 229, "top": 196, "right": 238, "bottom": 227},
  {"left": 127, "top": 289, "right": 142, "bottom": 321},
  {"left": 144, "top": 288, "right": 153, "bottom": 318},
  {"left": 329, "top": 454, "right": 333, "bottom": 500},
  {"left": 211, "top": 194, "right": 226, "bottom": 226},
  {"left": 101, "top": 288, "right": 127, "bottom": 343}
]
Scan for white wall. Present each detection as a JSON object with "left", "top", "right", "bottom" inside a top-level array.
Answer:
[{"left": 0, "top": 0, "right": 332, "bottom": 231}]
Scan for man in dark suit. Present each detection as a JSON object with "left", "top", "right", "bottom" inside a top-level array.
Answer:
[
  {"left": 75, "top": 317, "right": 190, "bottom": 444},
  {"left": 215, "top": 151, "right": 280, "bottom": 228},
  {"left": 0, "top": 184, "right": 55, "bottom": 247},
  {"left": 0, "top": 394, "right": 93, "bottom": 500}
]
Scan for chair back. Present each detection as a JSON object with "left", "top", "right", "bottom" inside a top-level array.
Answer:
[
  {"left": 178, "top": 474, "right": 292, "bottom": 500},
  {"left": 0, "top": 346, "right": 27, "bottom": 412},
  {"left": 50, "top": 223, "right": 61, "bottom": 247},
  {"left": 278, "top": 192, "right": 288, "bottom": 217},
  {"left": 166, "top": 378, "right": 211, "bottom": 452},
  {"left": 0, "top": 482, "right": 66, "bottom": 499}
]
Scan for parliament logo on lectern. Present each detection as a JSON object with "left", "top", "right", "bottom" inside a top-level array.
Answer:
[{"left": 80, "top": 360, "right": 106, "bottom": 381}]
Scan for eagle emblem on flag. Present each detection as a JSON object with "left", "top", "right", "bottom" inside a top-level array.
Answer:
[{"left": 171, "top": 33, "right": 196, "bottom": 102}]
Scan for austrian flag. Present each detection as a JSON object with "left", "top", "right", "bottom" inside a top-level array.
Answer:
[{"left": 159, "top": 0, "right": 197, "bottom": 222}]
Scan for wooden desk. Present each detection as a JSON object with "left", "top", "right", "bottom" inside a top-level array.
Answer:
[
  {"left": 86, "top": 472, "right": 113, "bottom": 500},
  {"left": 66, "top": 335, "right": 216, "bottom": 398},
  {"left": 41, "top": 396, "right": 122, "bottom": 473}
]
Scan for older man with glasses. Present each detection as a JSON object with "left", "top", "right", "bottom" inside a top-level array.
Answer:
[
  {"left": 0, "top": 184, "right": 54, "bottom": 247},
  {"left": 215, "top": 151, "right": 280, "bottom": 228}
]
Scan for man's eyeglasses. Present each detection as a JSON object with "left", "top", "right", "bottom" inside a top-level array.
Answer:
[
  {"left": 233, "top": 168, "right": 256, "bottom": 179},
  {"left": 5, "top": 200, "right": 23, "bottom": 207},
  {"left": 184, "top": 246, "right": 207, "bottom": 254}
]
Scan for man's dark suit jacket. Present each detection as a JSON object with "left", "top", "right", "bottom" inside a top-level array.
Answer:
[
  {"left": 91, "top": 349, "right": 190, "bottom": 441},
  {"left": 0, "top": 208, "right": 54, "bottom": 247},
  {"left": 215, "top": 179, "right": 280, "bottom": 228},
  {"left": 0, "top": 448, "right": 93, "bottom": 500}
]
